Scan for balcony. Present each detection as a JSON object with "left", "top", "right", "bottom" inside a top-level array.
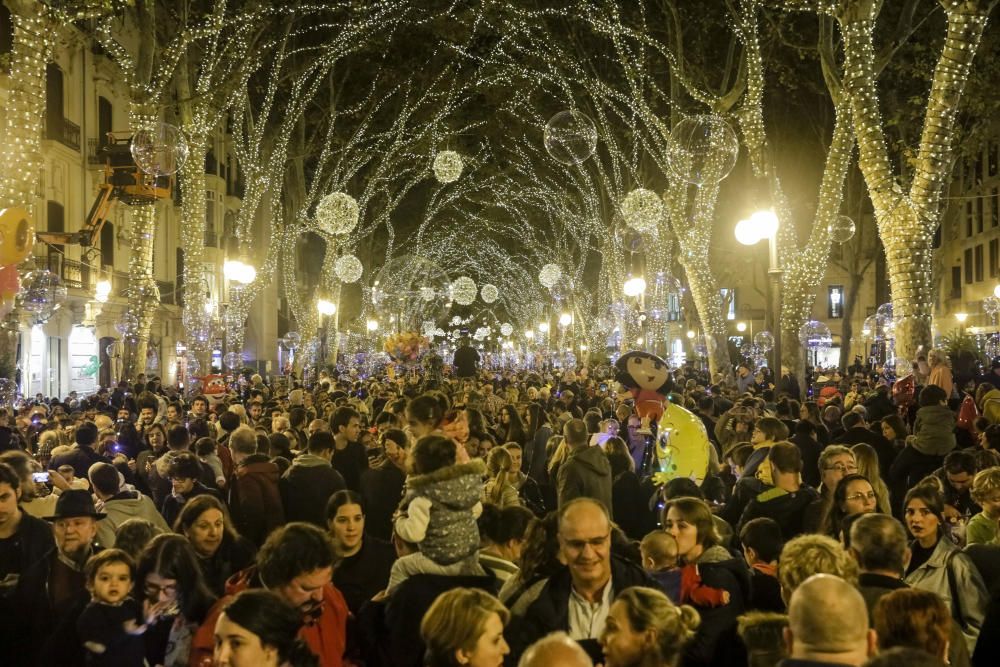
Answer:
[
  {"left": 35, "top": 254, "right": 87, "bottom": 289},
  {"left": 86, "top": 138, "right": 107, "bottom": 165},
  {"left": 45, "top": 116, "right": 81, "bottom": 152}
]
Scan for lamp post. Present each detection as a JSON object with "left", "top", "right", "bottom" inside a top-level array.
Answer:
[{"left": 736, "top": 210, "right": 782, "bottom": 378}]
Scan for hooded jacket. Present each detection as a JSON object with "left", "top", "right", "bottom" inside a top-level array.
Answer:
[
  {"left": 556, "top": 444, "right": 613, "bottom": 512},
  {"left": 910, "top": 404, "right": 957, "bottom": 456},
  {"left": 229, "top": 454, "right": 285, "bottom": 546},
  {"left": 189, "top": 566, "right": 348, "bottom": 667},
  {"left": 96, "top": 489, "right": 169, "bottom": 547},
  {"left": 738, "top": 485, "right": 820, "bottom": 540},
  {"left": 280, "top": 453, "right": 346, "bottom": 528},
  {"left": 397, "top": 459, "right": 486, "bottom": 565}
]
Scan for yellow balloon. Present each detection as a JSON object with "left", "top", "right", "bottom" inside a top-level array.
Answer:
[
  {"left": 0, "top": 207, "right": 35, "bottom": 268},
  {"left": 651, "top": 401, "right": 711, "bottom": 485}
]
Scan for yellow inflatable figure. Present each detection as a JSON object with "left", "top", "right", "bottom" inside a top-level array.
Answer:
[
  {"left": 650, "top": 401, "right": 711, "bottom": 486},
  {"left": 0, "top": 207, "right": 35, "bottom": 267}
]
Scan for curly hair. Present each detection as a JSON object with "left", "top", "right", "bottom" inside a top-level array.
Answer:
[
  {"left": 873, "top": 588, "right": 950, "bottom": 660},
  {"left": 778, "top": 534, "right": 858, "bottom": 598},
  {"left": 615, "top": 586, "right": 700, "bottom": 666}
]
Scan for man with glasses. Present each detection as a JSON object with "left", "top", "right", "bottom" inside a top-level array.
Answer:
[
  {"left": 507, "top": 498, "right": 655, "bottom": 664},
  {"left": 803, "top": 445, "right": 857, "bottom": 533}
]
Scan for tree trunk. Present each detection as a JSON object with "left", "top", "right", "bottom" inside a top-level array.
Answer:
[
  {"left": 839, "top": 272, "right": 863, "bottom": 370},
  {"left": 121, "top": 202, "right": 158, "bottom": 381}
]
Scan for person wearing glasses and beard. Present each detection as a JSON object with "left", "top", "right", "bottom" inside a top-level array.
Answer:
[{"left": 189, "top": 522, "right": 348, "bottom": 667}]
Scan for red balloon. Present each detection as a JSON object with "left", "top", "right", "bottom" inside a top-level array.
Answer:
[{"left": 0, "top": 264, "right": 19, "bottom": 297}]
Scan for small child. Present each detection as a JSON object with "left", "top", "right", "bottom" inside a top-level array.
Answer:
[
  {"left": 640, "top": 530, "right": 730, "bottom": 607},
  {"left": 76, "top": 549, "right": 151, "bottom": 666},
  {"left": 388, "top": 435, "right": 486, "bottom": 591},
  {"left": 739, "top": 517, "right": 785, "bottom": 612},
  {"left": 896, "top": 385, "right": 956, "bottom": 488},
  {"left": 194, "top": 436, "right": 226, "bottom": 489},
  {"left": 967, "top": 467, "right": 1000, "bottom": 546}
]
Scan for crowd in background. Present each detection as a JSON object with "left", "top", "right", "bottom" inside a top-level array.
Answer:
[{"left": 2, "top": 342, "right": 1000, "bottom": 667}]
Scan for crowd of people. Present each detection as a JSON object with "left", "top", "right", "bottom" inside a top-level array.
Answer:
[{"left": 1, "top": 343, "right": 1000, "bottom": 667}]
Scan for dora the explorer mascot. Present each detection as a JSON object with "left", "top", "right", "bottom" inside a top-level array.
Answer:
[{"left": 615, "top": 350, "right": 674, "bottom": 430}]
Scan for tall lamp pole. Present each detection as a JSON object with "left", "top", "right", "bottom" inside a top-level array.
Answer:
[{"left": 736, "top": 211, "right": 782, "bottom": 379}]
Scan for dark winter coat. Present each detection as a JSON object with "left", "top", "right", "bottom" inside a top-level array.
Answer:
[
  {"left": 738, "top": 485, "right": 820, "bottom": 540},
  {"left": 280, "top": 453, "right": 346, "bottom": 528},
  {"left": 160, "top": 481, "right": 223, "bottom": 529},
  {"left": 556, "top": 445, "right": 613, "bottom": 512},
  {"left": 683, "top": 545, "right": 751, "bottom": 667},
  {"left": 229, "top": 454, "right": 285, "bottom": 546},
  {"left": 359, "top": 461, "right": 406, "bottom": 541}
]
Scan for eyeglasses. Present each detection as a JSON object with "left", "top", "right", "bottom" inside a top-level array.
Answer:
[
  {"left": 560, "top": 532, "right": 611, "bottom": 552},
  {"left": 144, "top": 582, "right": 177, "bottom": 598},
  {"left": 845, "top": 491, "right": 877, "bottom": 502},
  {"left": 824, "top": 463, "right": 858, "bottom": 473}
]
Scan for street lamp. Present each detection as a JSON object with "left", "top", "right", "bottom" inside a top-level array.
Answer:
[
  {"left": 538, "top": 322, "right": 550, "bottom": 333},
  {"left": 524, "top": 330, "right": 535, "bottom": 339},
  {"left": 956, "top": 312, "right": 969, "bottom": 323},
  {"left": 686, "top": 330, "right": 696, "bottom": 339},
  {"left": 317, "top": 299, "right": 337, "bottom": 316},
  {"left": 94, "top": 279, "right": 111, "bottom": 303},
  {"left": 623, "top": 276, "right": 646, "bottom": 297},
  {"left": 366, "top": 319, "right": 379, "bottom": 332},
  {"left": 736, "top": 209, "right": 782, "bottom": 377},
  {"left": 558, "top": 312, "right": 572, "bottom": 327},
  {"left": 736, "top": 321, "right": 747, "bottom": 333}
]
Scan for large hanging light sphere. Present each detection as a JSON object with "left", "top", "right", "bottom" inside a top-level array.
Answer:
[
  {"left": 433, "top": 151, "right": 464, "bottom": 184},
  {"left": 620, "top": 188, "right": 665, "bottom": 234},
  {"left": 539, "top": 263, "right": 562, "bottom": 289},
  {"left": 130, "top": 122, "right": 189, "bottom": 177},
  {"left": 315, "top": 192, "right": 359, "bottom": 236},
  {"left": 623, "top": 276, "right": 647, "bottom": 297},
  {"left": 666, "top": 114, "right": 739, "bottom": 185},
  {"left": 334, "top": 254, "right": 363, "bottom": 283},
  {"left": 543, "top": 110, "right": 598, "bottom": 165},
  {"left": 500, "top": 322, "right": 513, "bottom": 337},
  {"left": 798, "top": 320, "right": 833, "bottom": 351},
  {"left": 450, "top": 276, "right": 477, "bottom": 305},
  {"left": 862, "top": 314, "right": 887, "bottom": 342},
  {"left": 284, "top": 331, "right": 301, "bottom": 351},
  {"left": 19, "top": 269, "right": 67, "bottom": 320},
  {"left": 829, "top": 215, "right": 856, "bottom": 243},
  {"left": 480, "top": 284, "right": 499, "bottom": 304},
  {"left": 984, "top": 296, "right": 1000, "bottom": 316}
]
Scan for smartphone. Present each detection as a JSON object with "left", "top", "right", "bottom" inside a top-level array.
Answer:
[
  {"left": 599, "top": 383, "right": 608, "bottom": 391},
  {"left": 32, "top": 471, "right": 50, "bottom": 483}
]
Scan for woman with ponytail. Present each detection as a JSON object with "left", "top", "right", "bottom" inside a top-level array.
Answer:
[
  {"left": 212, "top": 589, "right": 318, "bottom": 667},
  {"left": 600, "top": 586, "right": 701, "bottom": 667},
  {"left": 482, "top": 447, "right": 520, "bottom": 508}
]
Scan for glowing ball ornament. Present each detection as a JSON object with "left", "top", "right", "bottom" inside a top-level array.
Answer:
[
  {"left": 543, "top": 110, "right": 598, "bottom": 165},
  {"left": 130, "top": 122, "right": 189, "bottom": 177},
  {"left": 433, "top": 151, "right": 463, "bottom": 184},
  {"left": 450, "top": 276, "right": 477, "bottom": 305},
  {"left": 539, "top": 263, "right": 562, "bottom": 289},
  {"left": 18, "top": 269, "right": 67, "bottom": 320},
  {"left": 829, "top": 215, "right": 856, "bottom": 243},
  {"left": 420, "top": 287, "right": 437, "bottom": 302},
  {"left": 335, "top": 254, "right": 363, "bottom": 283},
  {"left": 876, "top": 302, "right": 894, "bottom": 320},
  {"left": 315, "top": 192, "right": 359, "bottom": 236},
  {"left": 984, "top": 296, "right": 1000, "bottom": 316},
  {"left": 620, "top": 189, "right": 665, "bottom": 234},
  {"left": 622, "top": 228, "right": 644, "bottom": 254},
  {"left": 862, "top": 314, "right": 887, "bottom": 342},
  {"left": 284, "top": 331, "right": 301, "bottom": 351},
  {"left": 185, "top": 353, "right": 201, "bottom": 376},
  {"left": 753, "top": 331, "right": 775, "bottom": 353},
  {"left": 798, "top": 320, "right": 833, "bottom": 351},
  {"left": 224, "top": 351, "right": 243, "bottom": 370},
  {"left": 666, "top": 114, "right": 739, "bottom": 185},
  {"left": 500, "top": 323, "right": 513, "bottom": 337},
  {"left": 0, "top": 207, "right": 35, "bottom": 267},
  {"left": 480, "top": 284, "right": 499, "bottom": 304}
]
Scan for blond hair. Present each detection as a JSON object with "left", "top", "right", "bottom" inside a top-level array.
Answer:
[
  {"left": 971, "top": 466, "right": 1000, "bottom": 504},
  {"left": 778, "top": 534, "right": 858, "bottom": 597},
  {"left": 615, "top": 586, "right": 700, "bottom": 666},
  {"left": 420, "top": 588, "right": 509, "bottom": 666},
  {"left": 485, "top": 447, "right": 514, "bottom": 505},
  {"left": 640, "top": 530, "right": 678, "bottom": 570}
]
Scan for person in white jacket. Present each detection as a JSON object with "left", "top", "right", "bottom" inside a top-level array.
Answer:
[{"left": 88, "top": 462, "right": 169, "bottom": 548}]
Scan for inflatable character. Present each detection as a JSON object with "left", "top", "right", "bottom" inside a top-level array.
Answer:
[
  {"left": 196, "top": 374, "right": 227, "bottom": 405},
  {"left": 615, "top": 350, "right": 674, "bottom": 429},
  {"left": 651, "top": 401, "right": 712, "bottom": 486}
]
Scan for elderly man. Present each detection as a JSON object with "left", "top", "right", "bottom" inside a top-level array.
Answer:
[
  {"left": 519, "top": 632, "right": 593, "bottom": 667},
  {"left": 783, "top": 574, "right": 876, "bottom": 667},
  {"left": 507, "top": 498, "right": 653, "bottom": 664},
  {"left": 16, "top": 490, "right": 105, "bottom": 666}
]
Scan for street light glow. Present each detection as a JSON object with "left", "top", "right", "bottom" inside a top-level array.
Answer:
[
  {"left": 366, "top": 319, "right": 379, "bottom": 331},
  {"left": 559, "top": 312, "right": 572, "bottom": 327},
  {"left": 736, "top": 321, "right": 747, "bottom": 332},
  {"left": 686, "top": 330, "right": 696, "bottom": 339},
  {"left": 623, "top": 276, "right": 646, "bottom": 297},
  {"left": 538, "top": 322, "right": 550, "bottom": 333},
  {"left": 317, "top": 299, "right": 336, "bottom": 316},
  {"left": 955, "top": 312, "right": 968, "bottom": 323},
  {"left": 735, "top": 209, "right": 779, "bottom": 246}
]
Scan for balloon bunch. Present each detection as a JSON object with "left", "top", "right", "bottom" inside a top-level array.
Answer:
[{"left": 383, "top": 331, "right": 429, "bottom": 363}]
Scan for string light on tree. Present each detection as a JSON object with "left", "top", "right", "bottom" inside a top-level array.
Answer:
[
  {"left": 334, "top": 254, "right": 363, "bottom": 283},
  {"left": 315, "top": 192, "right": 360, "bottom": 236}
]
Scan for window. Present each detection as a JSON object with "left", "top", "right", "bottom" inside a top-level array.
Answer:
[
  {"left": 45, "top": 64, "right": 64, "bottom": 129},
  {"left": 993, "top": 188, "right": 999, "bottom": 228},
  {"left": 98, "top": 97, "right": 113, "bottom": 146},
  {"left": 828, "top": 285, "right": 844, "bottom": 319},
  {"left": 977, "top": 197, "right": 984, "bottom": 234},
  {"left": 965, "top": 248, "right": 973, "bottom": 284},
  {"left": 976, "top": 154, "right": 984, "bottom": 184},
  {"left": 952, "top": 266, "right": 962, "bottom": 299},
  {"left": 0, "top": 5, "right": 12, "bottom": 57},
  {"left": 991, "top": 239, "right": 999, "bottom": 279},
  {"left": 967, "top": 201, "right": 974, "bottom": 237},
  {"left": 100, "top": 222, "right": 114, "bottom": 269},
  {"left": 204, "top": 192, "right": 216, "bottom": 247},
  {"left": 720, "top": 288, "right": 736, "bottom": 320},
  {"left": 976, "top": 244, "right": 984, "bottom": 282}
]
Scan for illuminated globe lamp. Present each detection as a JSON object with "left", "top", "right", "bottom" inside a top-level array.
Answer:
[
  {"left": 94, "top": 278, "right": 112, "bottom": 304},
  {"left": 433, "top": 151, "right": 464, "bottom": 184},
  {"left": 367, "top": 319, "right": 379, "bottom": 332},
  {"left": 994, "top": 284, "right": 1000, "bottom": 299},
  {"left": 559, "top": 312, "right": 573, "bottom": 328},
  {"left": 538, "top": 322, "right": 550, "bottom": 334},
  {"left": 623, "top": 275, "right": 646, "bottom": 297},
  {"left": 316, "top": 299, "right": 337, "bottom": 317}
]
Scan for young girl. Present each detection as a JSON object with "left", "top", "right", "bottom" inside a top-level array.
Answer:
[
  {"left": 76, "top": 549, "right": 165, "bottom": 666},
  {"left": 389, "top": 435, "right": 486, "bottom": 590}
]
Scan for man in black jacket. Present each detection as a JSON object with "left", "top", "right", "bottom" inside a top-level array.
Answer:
[
  {"left": 49, "top": 422, "right": 104, "bottom": 479},
  {"left": 281, "top": 431, "right": 346, "bottom": 527},
  {"left": 836, "top": 411, "right": 896, "bottom": 478},
  {"left": 506, "top": 498, "right": 657, "bottom": 664}
]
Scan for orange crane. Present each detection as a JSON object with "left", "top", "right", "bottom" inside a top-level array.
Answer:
[{"left": 36, "top": 132, "right": 173, "bottom": 256}]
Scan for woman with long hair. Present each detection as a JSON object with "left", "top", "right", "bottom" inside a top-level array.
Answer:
[
  {"left": 325, "top": 490, "right": 395, "bottom": 614},
  {"left": 498, "top": 404, "right": 527, "bottom": 449},
  {"left": 880, "top": 415, "right": 909, "bottom": 450},
  {"left": 483, "top": 447, "right": 520, "bottom": 508},
  {"left": 798, "top": 401, "right": 830, "bottom": 445},
  {"left": 213, "top": 589, "right": 319, "bottom": 667},
  {"left": 903, "top": 484, "right": 988, "bottom": 652},
  {"left": 850, "top": 444, "right": 892, "bottom": 518},
  {"left": 497, "top": 512, "right": 562, "bottom": 614},
  {"left": 137, "top": 533, "right": 217, "bottom": 666},
  {"left": 174, "top": 495, "right": 255, "bottom": 597},
  {"left": 600, "top": 586, "right": 701, "bottom": 667},
  {"left": 819, "top": 473, "right": 883, "bottom": 540},
  {"left": 420, "top": 588, "right": 509, "bottom": 667}
]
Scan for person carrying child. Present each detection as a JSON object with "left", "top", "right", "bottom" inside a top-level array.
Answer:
[
  {"left": 639, "top": 530, "right": 730, "bottom": 607},
  {"left": 388, "top": 435, "right": 487, "bottom": 590}
]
